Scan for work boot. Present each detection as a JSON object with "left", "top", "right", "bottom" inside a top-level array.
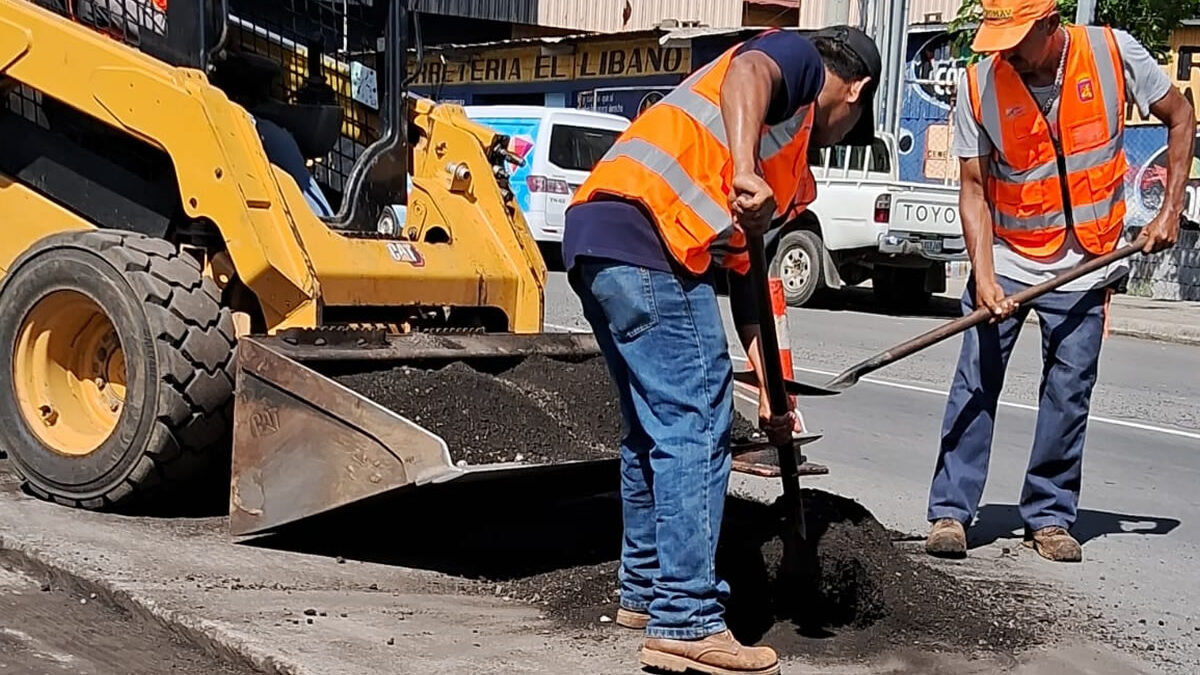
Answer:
[
  {"left": 641, "top": 630, "right": 780, "bottom": 675},
  {"left": 616, "top": 607, "right": 649, "bottom": 630},
  {"left": 925, "top": 518, "right": 967, "bottom": 558},
  {"left": 1024, "top": 526, "right": 1082, "bottom": 562}
]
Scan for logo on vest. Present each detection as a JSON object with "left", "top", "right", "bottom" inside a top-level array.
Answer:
[
  {"left": 1077, "top": 78, "right": 1095, "bottom": 102},
  {"left": 1004, "top": 105, "right": 1025, "bottom": 117}
]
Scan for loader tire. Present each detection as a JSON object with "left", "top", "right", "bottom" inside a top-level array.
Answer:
[{"left": 0, "top": 230, "right": 236, "bottom": 510}]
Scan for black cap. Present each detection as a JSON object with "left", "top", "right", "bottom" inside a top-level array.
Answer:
[{"left": 811, "top": 25, "right": 881, "bottom": 147}]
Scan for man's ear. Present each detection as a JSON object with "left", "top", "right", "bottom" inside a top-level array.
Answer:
[{"left": 848, "top": 76, "right": 872, "bottom": 104}]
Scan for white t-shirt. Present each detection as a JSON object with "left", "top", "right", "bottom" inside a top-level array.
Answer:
[{"left": 952, "top": 29, "right": 1173, "bottom": 291}]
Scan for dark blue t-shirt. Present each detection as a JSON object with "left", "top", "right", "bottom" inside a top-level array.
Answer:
[{"left": 562, "top": 30, "right": 826, "bottom": 323}]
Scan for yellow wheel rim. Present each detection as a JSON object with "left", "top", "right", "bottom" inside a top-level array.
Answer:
[{"left": 13, "top": 290, "right": 127, "bottom": 456}]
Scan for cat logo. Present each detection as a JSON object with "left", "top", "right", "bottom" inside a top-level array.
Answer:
[
  {"left": 386, "top": 241, "right": 425, "bottom": 267},
  {"left": 1077, "top": 78, "right": 1095, "bottom": 102}
]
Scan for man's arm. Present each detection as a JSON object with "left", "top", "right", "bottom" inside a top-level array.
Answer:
[
  {"left": 949, "top": 70, "right": 1016, "bottom": 320},
  {"left": 960, "top": 157, "right": 1017, "bottom": 319},
  {"left": 721, "top": 51, "right": 784, "bottom": 235},
  {"left": 722, "top": 51, "right": 781, "bottom": 180},
  {"left": 1143, "top": 88, "right": 1193, "bottom": 252},
  {"left": 737, "top": 322, "right": 801, "bottom": 438}
]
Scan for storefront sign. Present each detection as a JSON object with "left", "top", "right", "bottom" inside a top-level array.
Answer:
[
  {"left": 908, "top": 32, "right": 970, "bottom": 110},
  {"left": 409, "top": 41, "right": 690, "bottom": 87},
  {"left": 576, "top": 87, "right": 672, "bottom": 119}
]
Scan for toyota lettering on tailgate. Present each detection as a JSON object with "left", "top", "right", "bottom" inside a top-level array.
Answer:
[{"left": 902, "top": 203, "right": 959, "bottom": 227}]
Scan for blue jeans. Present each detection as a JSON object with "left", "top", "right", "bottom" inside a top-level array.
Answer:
[
  {"left": 569, "top": 258, "right": 733, "bottom": 640},
  {"left": 928, "top": 275, "right": 1109, "bottom": 533}
]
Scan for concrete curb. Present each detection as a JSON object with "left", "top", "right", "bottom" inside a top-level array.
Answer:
[
  {"left": 1022, "top": 313, "right": 1200, "bottom": 347},
  {"left": 1106, "top": 320, "right": 1200, "bottom": 347},
  {"left": 0, "top": 533, "right": 308, "bottom": 675}
]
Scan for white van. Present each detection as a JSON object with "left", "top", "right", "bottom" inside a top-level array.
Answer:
[{"left": 463, "top": 105, "right": 630, "bottom": 244}]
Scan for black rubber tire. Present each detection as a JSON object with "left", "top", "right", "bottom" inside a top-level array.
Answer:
[
  {"left": 0, "top": 230, "right": 236, "bottom": 509},
  {"left": 872, "top": 265, "right": 932, "bottom": 310},
  {"left": 769, "top": 229, "right": 825, "bottom": 307}
]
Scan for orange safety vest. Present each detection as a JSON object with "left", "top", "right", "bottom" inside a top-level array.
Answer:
[
  {"left": 967, "top": 25, "right": 1128, "bottom": 258},
  {"left": 570, "top": 34, "right": 817, "bottom": 275}
]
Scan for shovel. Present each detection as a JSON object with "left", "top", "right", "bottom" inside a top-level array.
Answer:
[
  {"left": 821, "top": 235, "right": 1151, "bottom": 392},
  {"left": 745, "top": 233, "right": 811, "bottom": 541}
]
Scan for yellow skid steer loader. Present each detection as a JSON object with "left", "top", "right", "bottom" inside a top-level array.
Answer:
[{"left": 0, "top": 0, "right": 793, "bottom": 536}]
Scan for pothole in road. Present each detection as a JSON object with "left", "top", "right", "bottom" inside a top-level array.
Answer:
[{"left": 485, "top": 489, "right": 1061, "bottom": 660}]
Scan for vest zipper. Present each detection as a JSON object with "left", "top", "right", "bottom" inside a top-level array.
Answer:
[{"left": 1050, "top": 134, "right": 1075, "bottom": 229}]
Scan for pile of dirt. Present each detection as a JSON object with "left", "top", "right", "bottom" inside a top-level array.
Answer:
[
  {"left": 489, "top": 490, "right": 1055, "bottom": 659},
  {"left": 334, "top": 361, "right": 605, "bottom": 465},
  {"left": 334, "top": 356, "right": 764, "bottom": 466}
]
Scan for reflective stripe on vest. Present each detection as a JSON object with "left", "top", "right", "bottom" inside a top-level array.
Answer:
[
  {"left": 968, "top": 25, "right": 1128, "bottom": 257},
  {"left": 570, "top": 35, "right": 817, "bottom": 275}
]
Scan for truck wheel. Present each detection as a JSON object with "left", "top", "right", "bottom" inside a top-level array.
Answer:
[
  {"left": 872, "top": 266, "right": 931, "bottom": 309},
  {"left": 0, "top": 231, "right": 236, "bottom": 509},
  {"left": 770, "top": 230, "right": 824, "bottom": 307}
]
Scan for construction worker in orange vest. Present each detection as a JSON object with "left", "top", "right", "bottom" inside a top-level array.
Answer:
[
  {"left": 563, "top": 27, "right": 880, "bottom": 675},
  {"left": 924, "top": 0, "right": 1193, "bottom": 563}
]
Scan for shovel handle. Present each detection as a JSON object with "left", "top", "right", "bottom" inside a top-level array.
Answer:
[
  {"left": 826, "top": 235, "right": 1150, "bottom": 389},
  {"left": 746, "top": 233, "right": 806, "bottom": 536}
]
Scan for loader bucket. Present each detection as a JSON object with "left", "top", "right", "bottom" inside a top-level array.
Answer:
[{"left": 228, "top": 331, "right": 618, "bottom": 536}]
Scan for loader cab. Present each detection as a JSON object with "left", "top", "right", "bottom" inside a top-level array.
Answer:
[
  {"left": 29, "top": 0, "right": 225, "bottom": 70},
  {"left": 33, "top": 0, "right": 415, "bottom": 231}
]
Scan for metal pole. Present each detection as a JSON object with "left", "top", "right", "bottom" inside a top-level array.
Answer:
[
  {"left": 1075, "top": 0, "right": 1096, "bottom": 25},
  {"left": 889, "top": 0, "right": 909, "bottom": 139},
  {"left": 871, "top": 0, "right": 892, "bottom": 131}
]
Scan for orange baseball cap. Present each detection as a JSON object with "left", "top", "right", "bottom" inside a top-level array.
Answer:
[{"left": 970, "top": 0, "right": 1058, "bottom": 53}]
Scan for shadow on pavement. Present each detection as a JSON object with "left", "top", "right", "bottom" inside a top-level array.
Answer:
[
  {"left": 808, "top": 287, "right": 962, "bottom": 320},
  {"left": 968, "top": 503, "right": 1181, "bottom": 548},
  {"left": 245, "top": 470, "right": 624, "bottom": 580}
]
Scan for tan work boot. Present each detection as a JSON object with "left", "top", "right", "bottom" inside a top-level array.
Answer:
[
  {"left": 616, "top": 607, "right": 649, "bottom": 630},
  {"left": 641, "top": 630, "right": 780, "bottom": 675},
  {"left": 1024, "top": 526, "right": 1082, "bottom": 562},
  {"left": 925, "top": 518, "right": 967, "bottom": 558}
]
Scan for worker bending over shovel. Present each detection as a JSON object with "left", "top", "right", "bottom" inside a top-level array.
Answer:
[
  {"left": 926, "top": 0, "right": 1192, "bottom": 562},
  {"left": 563, "top": 26, "right": 881, "bottom": 675}
]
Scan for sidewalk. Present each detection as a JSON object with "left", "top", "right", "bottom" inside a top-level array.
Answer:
[{"left": 943, "top": 277, "right": 1200, "bottom": 346}]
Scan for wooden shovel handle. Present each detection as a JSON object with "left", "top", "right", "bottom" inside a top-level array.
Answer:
[{"left": 825, "top": 235, "right": 1149, "bottom": 389}]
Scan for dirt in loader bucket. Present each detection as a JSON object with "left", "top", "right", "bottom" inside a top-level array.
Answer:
[{"left": 331, "top": 355, "right": 763, "bottom": 466}]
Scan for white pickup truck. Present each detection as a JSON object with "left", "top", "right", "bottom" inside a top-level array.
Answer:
[{"left": 765, "top": 132, "right": 967, "bottom": 307}]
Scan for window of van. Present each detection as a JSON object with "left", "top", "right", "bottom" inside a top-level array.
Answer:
[
  {"left": 549, "top": 124, "right": 621, "bottom": 172},
  {"left": 822, "top": 140, "right": 891, "bottom": 174}
]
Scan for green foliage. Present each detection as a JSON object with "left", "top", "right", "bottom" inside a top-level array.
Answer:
[{"left": 948, "top": 0, "right": 1200, "bottom": 63}]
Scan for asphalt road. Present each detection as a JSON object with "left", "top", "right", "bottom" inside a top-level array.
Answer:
[{"left": 544, "top": 273, "right": 1200, "bottom": 675}]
